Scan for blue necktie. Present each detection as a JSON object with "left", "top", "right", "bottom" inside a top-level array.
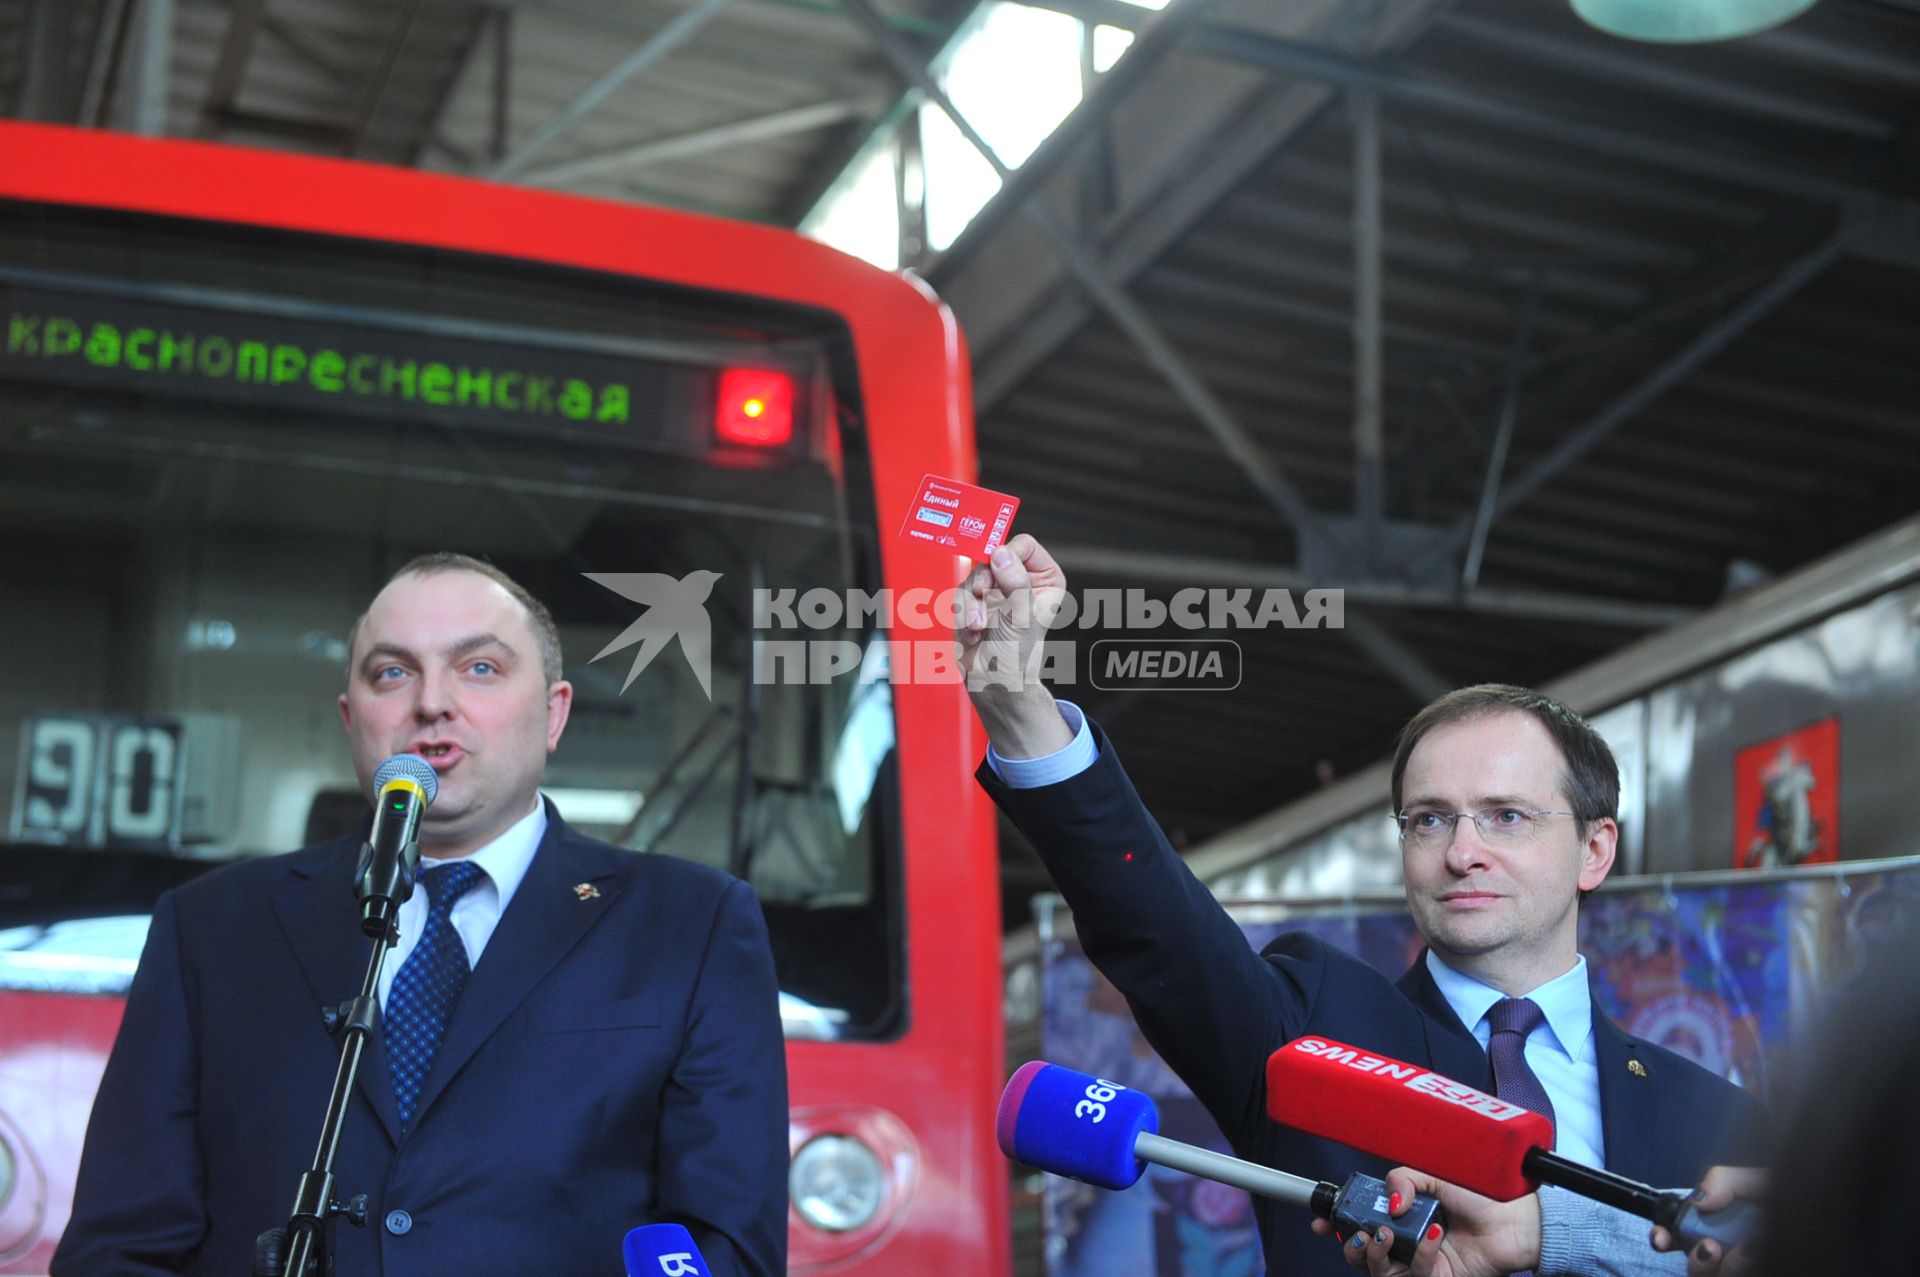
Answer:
[
  {"left": 387, "top": 860, "right": 485, "bottom": 1129},
  {"left": 1487, "top": 997, "right": 1554, "bottom": 1277}
]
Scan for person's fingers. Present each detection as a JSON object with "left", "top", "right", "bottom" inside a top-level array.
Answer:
[
  {"left": 1002, "top": 533, "right": 1044, "bottom": 568},
  {"left": 1384, "top": 1168, "right": 1436, "bottom": 1217},
  {"left": 1650, "top": 1225, "right": 1675, "bottom": 1253},
  {"left": 1688, "top": 1236, "right": 1722, "bottom": 1277},
  {"left": 1407, "top": 1223, "right": 1445, "bottom": 1277},
  {"left": 1365, "top": 1225, "right": 1399, "bottom": 1276},
  {"left": 988, "top": 541, "right": 1029, "bottom": 586},
  {"left": 1694, "top": 1165, "right": 1764, "bottom": 1212},
  {"left": 1340, "top": 1229, "right": 1372, "bottom": 1272},
  {"left": 951, "top": 579, "right": 983, "bottom": 641},
  {"left": 1001, "top": 534, "right": 1066, "bottom": 589}
]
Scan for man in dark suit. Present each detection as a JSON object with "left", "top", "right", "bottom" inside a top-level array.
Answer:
[
  {"left": 54, "top": 554, "right": 787, "bottom": 1277},
  {"left": 957, "top": 536, "right": 1766, "bottom": 1277}
]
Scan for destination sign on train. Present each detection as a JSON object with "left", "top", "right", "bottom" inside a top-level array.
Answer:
[{"left": 0, "top": 280, "right": 793, "bottom": 453}]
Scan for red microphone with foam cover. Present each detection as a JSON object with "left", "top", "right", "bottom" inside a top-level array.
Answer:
[{"left": 1265, "top": 1036, "right": 1554, "bottom": 1201}]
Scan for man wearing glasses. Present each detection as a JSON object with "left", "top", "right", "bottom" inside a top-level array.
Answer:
[{"left": 960, "top": 535, "right": 1767, "bottom": 1277}]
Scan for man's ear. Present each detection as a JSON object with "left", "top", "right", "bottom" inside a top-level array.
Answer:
[
  {"left": 1578, "top": 817, "right": 1618, "bottom": 893},
  {"left": 545, "top": 680, "right": 573, "bottom": 752}
]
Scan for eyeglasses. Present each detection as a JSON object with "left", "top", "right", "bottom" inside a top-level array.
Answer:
[{"left": 1394, "top": 806, "right": 1574, "bottom": 848}]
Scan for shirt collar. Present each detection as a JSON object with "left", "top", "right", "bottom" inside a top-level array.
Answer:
[
  {"left": 1425, "top": 950, "right": 1596, "bottom": 1064},
  {"left": 419, "top": 795, "right": 548, "bottom": 912}
]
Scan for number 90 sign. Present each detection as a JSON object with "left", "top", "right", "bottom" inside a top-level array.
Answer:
[{"left": 11, "top": 714, "right": 185, "bottom": 850}]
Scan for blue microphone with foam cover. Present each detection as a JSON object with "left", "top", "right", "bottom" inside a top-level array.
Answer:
[
  {"left": 998, "top": 1058, "right": 1164, "bottom": 1189},
  {"left": 624, "top": 1223, "right": 706, "bottom": 1276},
  {"left": 998, "top": 1061, "right": 1443, "bottom": 1262}
]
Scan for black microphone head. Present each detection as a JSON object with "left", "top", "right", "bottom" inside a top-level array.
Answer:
[{"left": 374, "top": 753, "right": 438, "bottom": 805}]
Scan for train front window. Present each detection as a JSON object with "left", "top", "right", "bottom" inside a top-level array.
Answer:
[{"left": 0, "top": 203, "right": 903, "bottom": 1040}]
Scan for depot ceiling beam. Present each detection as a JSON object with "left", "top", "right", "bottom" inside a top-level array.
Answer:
[
  {"left": 486, "top": 0, "right": 732, "bottom": 181},
  {"left": 839, "top": 0, "right": 1347, "bottom": 572},
  {"left": 408, "top": 3, "right": 512, "bottom": 166},
  {"left": 1461, "top": 280, "right": 1539, "bottom": 592},
  {"left": 195, "top": 0, "right": 268, "bottom": 137},
  {"left": 127, "top": 0, "right": 173, "bottom": 135},
  {"left": 1435, "top": 12, "right": 1897, "bottom": 140},
  {"left": 1048, "top": 542, "right": 1699, "bottom": 629},
  {"left": 1188, "top": 24, "right": 1894, "bottom": 211},
  {"left": 1351, "top": 87, "right": 1384, "bottom": 567},
  {"left": 1342, "top": 612, "right": 1450, "bottom": 703},
  {"left": 342, "top": 0, "right": 428, "bottom": 157},
  {"left": 77, "top": 0, "right": 132, "bottom": 126},
  {"left": 1406, "top": 231, "right": 1849, "bottom": 581},
  {"left": 957, "top": 0, "right": 1457, "bottom": 414},
  {"left": 520, "top": 99, "right": 870, "bottom": 186}
]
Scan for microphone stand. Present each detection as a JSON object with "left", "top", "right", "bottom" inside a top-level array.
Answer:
[{"left": 253, "top": 841, "right": 417, "bottom": 1276}]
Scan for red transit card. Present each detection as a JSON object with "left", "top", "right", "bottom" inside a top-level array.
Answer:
[{"left": 898, "top": 473, "right": 1020, "bottom": 555}]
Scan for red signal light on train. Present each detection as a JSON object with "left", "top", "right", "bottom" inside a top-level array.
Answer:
[{"left": 715, "top": 368, "right": 795, "bottom": 447}]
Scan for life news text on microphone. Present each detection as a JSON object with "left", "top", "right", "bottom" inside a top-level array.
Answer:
[
  {"left": 354, "top": 752, "right": 437, "bottom": 938},
  {"left": 998, "top": 1061, "right": 1444, "bottom": 1263},
  {"left": 1267, "top": 1036, "right": 1761, "bottom": 1252},
  {"left": 625, "top": 1223, "right": 707, "bottom": 1276}
]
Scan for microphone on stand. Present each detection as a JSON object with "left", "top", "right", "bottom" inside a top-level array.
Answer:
[
  {"left": 355, "top": 753, "right": 438, "bottom": 939},
  {"left": 1265, "top": 1036, "right": 1762, "bottom": 1252},
  {"left": 259, "top": 753, "right": 441, "bottom": 1276}
]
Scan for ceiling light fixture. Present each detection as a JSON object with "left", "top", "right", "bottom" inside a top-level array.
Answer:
[{"left": 1570, "top": 0, "right": 1818, "bottom": 42}]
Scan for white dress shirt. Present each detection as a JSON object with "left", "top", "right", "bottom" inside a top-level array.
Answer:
[{"left": 375, "top": 796, "right": 547, "bottom": 1010}]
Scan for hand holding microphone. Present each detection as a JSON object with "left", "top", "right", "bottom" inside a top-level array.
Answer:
[
  {"left": 1313, "top": 1166, "right": 1544, "bottom": 1277},
  {"left": 1649, "top": 1166, "right": 1765, "bottom": 1277},
  {"left": 997, "top": 1062, "right": 1446, "bottom": 1264},
  {"left": 1266, "top": 1037, "right": 1762, "bottom": 1255}
]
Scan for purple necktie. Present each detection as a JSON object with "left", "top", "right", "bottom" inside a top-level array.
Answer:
[
  {"left": 1487, "top": 996, "right": 1556, "bottom": 1126},
  {"left": 1487, "top": 997, "right": 1554, "bottom": 1277}
]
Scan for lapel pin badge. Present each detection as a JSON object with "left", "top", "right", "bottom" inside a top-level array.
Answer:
[
  {"left": 573, "top": 883, "right": 601, "bottom": 901},
  {"left": 1628, "top": 1059, "right": 1648, "bottom": 1077}
]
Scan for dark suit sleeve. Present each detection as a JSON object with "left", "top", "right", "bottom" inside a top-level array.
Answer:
[
  {"left": 52, "top": 892, "right": 208, "bottom": 1276},
  {"left": 656, "top": 877, "right": 788, "bottom": 1277},
  {"left": 980, "top": 722, "right": 1324, "bottom": 1135}
]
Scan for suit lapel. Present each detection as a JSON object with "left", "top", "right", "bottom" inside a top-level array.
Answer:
[
  {"left": 1592, "top": 1010, "right": 1656, "bottom": 1182},
  {"left": 407, "top": 818, "right": 624, "bottom": 1129},
  {"left": 1395, "top": 949, "right": 1496, "bottom": 1089},
  {"left": 267, "top": 843, "right": 404, "bottom": 1146}
]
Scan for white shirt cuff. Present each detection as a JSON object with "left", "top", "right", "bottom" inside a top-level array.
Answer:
[{"left": 985, "top": 701, "right": 1097, "bottom": 788}]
